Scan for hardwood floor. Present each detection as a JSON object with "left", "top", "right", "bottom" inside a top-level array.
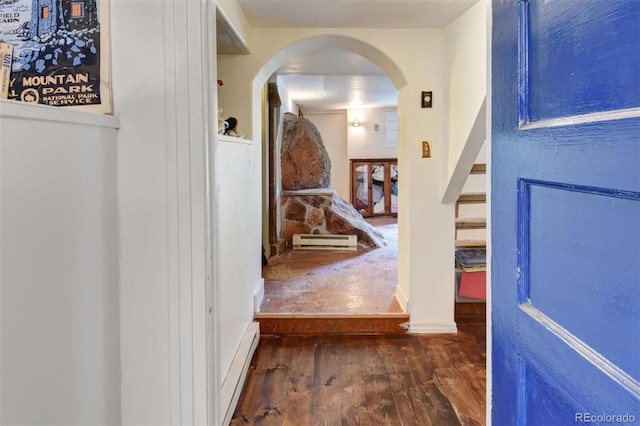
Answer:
[
  {"left": 231, "top": 323, "right": 486, "bottom": 426},
  {"left": 261, "top": 217, "right": 401, "bottom": 315}
]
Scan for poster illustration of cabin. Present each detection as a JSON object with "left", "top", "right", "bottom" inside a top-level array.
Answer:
[{"left": 0, "top": 0, "right": 111, "bottom": 113}]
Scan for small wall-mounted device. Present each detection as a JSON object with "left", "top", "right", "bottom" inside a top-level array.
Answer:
[
  {"left": 374, "top": 123, "right": 380, "bottom": 132},
  {"left": 421, "top": 91, "right": 433, "bottom": 108},
  {"left": 422, "top": 140, "right": 432, "bottom": 158}
]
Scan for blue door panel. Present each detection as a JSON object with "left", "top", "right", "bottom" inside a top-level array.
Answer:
[
  {"left": 521, "top": 180, "right": 640, "bottom": 379},
  {"left": 523, "top": 0, "right": 640, "bottom": 123},
  {"left": 509, "top": 121, "right": 640, "bottom": 194},
  {"left": 519, "top": 358, "right": 576, "bottom": 426},
  {"left": 493, "top": 0, "right": 640, "bottom": 423},
  {"left": 518, "top": 308, "right": 640, "bottom": 417},
  {"left": 491, "top": 339, "right": 518, "bottom": 425}
]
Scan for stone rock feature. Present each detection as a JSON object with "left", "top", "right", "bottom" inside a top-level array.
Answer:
[
  {"left": 281, "top": 189, "right": 386, "bottom": 250},
  {"left": 281, "top": 113, "right": 331, "bottom": 190}
]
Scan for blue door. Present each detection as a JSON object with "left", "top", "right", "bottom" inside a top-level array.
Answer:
[{"left": 492, "top": 1, "right": 640, "bottom": 424}]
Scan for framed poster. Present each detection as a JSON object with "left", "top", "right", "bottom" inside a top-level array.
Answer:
[{"left": 0, "top": 0, "right": 111, "bottom": 113}]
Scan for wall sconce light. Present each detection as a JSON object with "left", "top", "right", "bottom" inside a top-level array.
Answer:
[{"left": 351, "top": 119, "right": 361, "bottom": 127}]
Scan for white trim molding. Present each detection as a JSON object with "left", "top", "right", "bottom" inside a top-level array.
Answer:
[
  {"left": 409, "top": 321, "right": 458, "bottom": 334},
  {"left": 395, "top": 285, "right": 409, "bottom": 313},
  {"left": 220, "top": 322, "right": 260, "bottom": 426},
  {"left": 254, "top": 278, "right": 265, "bottom": 313},
  {"left": 520, "top": 107, "right": 640, "bottom": 130},
  {"left": 0, "top": 99, "right": 120, "bottom": 129},
  {"left": 165, "top": 0, "right": 217, "bottom": 424}
]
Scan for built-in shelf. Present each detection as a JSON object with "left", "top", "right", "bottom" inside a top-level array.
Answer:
[
  {"left": 216, "top": 5, "right": 250, "bottom": 55},
  {"left": 217, "top": 134, "right": 253, "bottom": 145}
]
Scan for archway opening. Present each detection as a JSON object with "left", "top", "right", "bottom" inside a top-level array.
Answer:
[{"left": 252, "top": 35, "right": 409, "bottom": 325}]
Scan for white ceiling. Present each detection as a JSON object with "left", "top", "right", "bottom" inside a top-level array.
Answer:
[
  {"left": 276, "top": 50, "right": 396, "bottom": 111},
  {"left": 237, "top": 0, "right": 479, "bottom": 29},
  {"left": 229, "top": 0, "right": 479, "bottom": 111}
]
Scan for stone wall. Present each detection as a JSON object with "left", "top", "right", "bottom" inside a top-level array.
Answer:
[{"left": 281, "top": 189, "right": 385, "bottom": 250}]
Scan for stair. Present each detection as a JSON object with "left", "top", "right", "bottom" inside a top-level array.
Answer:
[
  {"left": 456, "top": 192, "right": 486, "bottom": 204},
  {"left": 455, "top": 217, "right": 486, "bottom": 230},
  {"left": 470, "top": 163, "right": 486, "bottom": 174},
  {"left": 454, "top": 163, "right": 487, "bottom": 323},
  {"left": 455, "top": 239, "right": 487, "bottom": 248},
  {"left": 255, "top": 313, "right": 409, "bottom": 335}
]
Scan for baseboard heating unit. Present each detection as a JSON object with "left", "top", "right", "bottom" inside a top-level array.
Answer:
[{"left": 292, "top": 234, "right": 357, "bottom": 251}]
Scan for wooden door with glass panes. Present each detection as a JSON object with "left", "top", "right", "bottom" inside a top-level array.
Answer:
[{"left": 350, "top": 159, "right": 398, "bottom": 217}]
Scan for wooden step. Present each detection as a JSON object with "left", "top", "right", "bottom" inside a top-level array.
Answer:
[
  {"left": 455, "top": 217, "right": 486, "bottom": 230},
  {"left": 456, "top": 193, "right": 486, "bottom": 204},
  {"left": 455, "top": 239, "right": 487, "bottom": 248},
  {"left": 455, "top": 302, "right": 486, "bottom": 323},
  {"left": 470, "top": 163, "right": 486, "bottom": 174},
  {"left": 254, "top": 313, "right": 409, "bottom": 335}
]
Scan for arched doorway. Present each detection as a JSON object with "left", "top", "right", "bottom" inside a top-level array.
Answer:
[{"left": 252, "top": 35, "right": 408, "bottom": 325}]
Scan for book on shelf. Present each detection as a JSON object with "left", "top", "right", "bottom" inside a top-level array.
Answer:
[{"left": 455, "top": 248, "right": 486, "bottom": 271}]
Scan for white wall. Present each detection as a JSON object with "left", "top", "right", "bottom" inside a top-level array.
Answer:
[
  {"left": 347, "top": 108, "right": 399, "bottom": 160},
  {"left": 304, "top": 111, "right": 350, "bottom": 200},
  {"left": 111, "top": 2, "right": 172, "bottom": 422},
  {"left": 0, "top": 102, "right": 120, "bottom": 424},
  {"left": 444, "top": 0, "right": 487, "bottom": 184},
  {"left": 276, "top": 75, "right": 298, "bottom": 115},
  {"left": 112, "top": 0, "right": 214, "bottom": 423},
  {"left": 217, "top": 136, "right": 261, "bottom": 383}
]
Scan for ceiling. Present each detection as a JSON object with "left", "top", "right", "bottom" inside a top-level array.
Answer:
[
  {"left": 276, "top": 50, "right": 397, "bottom": 111},
  {"left": 219, "top": 0, "right": 480, "bottom": 111},
  {"left": 237, "top": 0, "right": 479, "bottom": 29}
]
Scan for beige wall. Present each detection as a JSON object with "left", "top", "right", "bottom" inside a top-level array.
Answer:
[{"left": 347, "top": 107, "right": 399, "bottom": 160}]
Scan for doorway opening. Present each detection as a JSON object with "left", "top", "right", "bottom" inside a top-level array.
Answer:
[{"left": 253, "top": 36, "right": 408, "bottom": 332}]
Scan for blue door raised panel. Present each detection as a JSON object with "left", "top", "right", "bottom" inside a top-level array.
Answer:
[{"left": 492, "top": 0, "right": 640, "bottom": 424}]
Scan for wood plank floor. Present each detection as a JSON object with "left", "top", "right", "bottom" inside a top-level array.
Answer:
[{"left": 231, "top": 323, "right": 486, "bottom": 426}]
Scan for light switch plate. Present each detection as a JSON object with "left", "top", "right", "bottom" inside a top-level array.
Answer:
[
  {"left": 421, "top": 91, "right": 432, "bottom": 108},
  {"left": 422, "top": 141, "right": 431, "bottom": 158}
]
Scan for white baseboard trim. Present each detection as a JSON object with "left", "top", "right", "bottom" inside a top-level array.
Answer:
[
  {"left": 220, "top": 322, "right": 260, "bottom": 425},
  {"left": 394, "top": 286, "right": 409, "bottom": 313},
  {"left": 254, "top": 278, "right": 265, "bottom": 313},
  {"left": 408, "top": 321, "right": 458, "bottom": 334}
]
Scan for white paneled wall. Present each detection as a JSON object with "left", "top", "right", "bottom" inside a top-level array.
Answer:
[{"left": 0, "top": 102, "right": 120, "bottom": 424}]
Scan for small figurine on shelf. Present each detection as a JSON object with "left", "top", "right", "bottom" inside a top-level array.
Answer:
[
  {"left": 217, "top": 108, "right": 227, "bottom": 134},
  {"left": 224, "top": 117, "right": 244, "bottom": 138}
]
